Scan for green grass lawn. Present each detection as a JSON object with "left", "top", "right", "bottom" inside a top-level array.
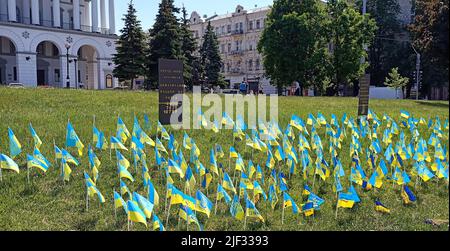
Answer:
[{"left": 0, "top": 87, "right": 448, "bottom": 231}]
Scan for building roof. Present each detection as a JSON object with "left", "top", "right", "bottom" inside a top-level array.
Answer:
[{"left": 205, "top": 6, "right": 271, "bottom": 22}]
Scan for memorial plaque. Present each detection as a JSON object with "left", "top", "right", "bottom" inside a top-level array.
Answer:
[
  {"left": 158, "top": 59, "right": 184, "bottom": 125},
  {"left": 358, "top": 74, "right": 370, "bottom": 116}
]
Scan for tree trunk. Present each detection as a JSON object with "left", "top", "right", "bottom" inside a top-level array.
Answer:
[{"left": 130, "top": 78, "right": 134, "bottom": 90}]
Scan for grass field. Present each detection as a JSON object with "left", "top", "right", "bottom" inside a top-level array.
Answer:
[{"left": 0, "top": 87, "right": 448, "bottom": 231}]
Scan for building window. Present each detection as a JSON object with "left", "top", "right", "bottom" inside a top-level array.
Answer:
[
  {"left": 256, "top": 20, "right": 261, "bottom": 29},
  {"left": 227, "top": 43, "right": 231, "bottom": 53},
  {"left": 249, "top": 43, "right": 253, "bottom": 51},
  {"left": 54, "top": 69, "right": 60, "bottom": 82},
  {"left": 248, "top": 59, "right": 253, "bottom": 71},
  {"left": 13, "top": 67, "right": 17, "bottom": 81},
  {"left": 249, "top": 21, "right": 253, "bottom": 30},
  {"left": 235, "top": 41, "right": 239, "bottom": 51},
  {"left": 106, "top": 74, "right": 113, "bottom": 88},
  {"left": 235, "top": 23, "right": 239, "bottom": 32},
  {"left": 227, "top": 24, "right": 231, "bottom": 33},
  {"left": 239, "top": 22, "right": 243, "bottom": 32},
  {"left": 256, "top": 59, "right": 260, "bottom": 71},
  {"left": 221, "top": 26, "right": 225, "bottom": 34},
  {"left": 216, "top": 27, "right": 220, "bottom": 35}
]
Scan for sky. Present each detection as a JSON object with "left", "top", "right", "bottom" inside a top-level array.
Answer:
[{"left": 115, "top": 0, "right": 274, "bottom": 32}]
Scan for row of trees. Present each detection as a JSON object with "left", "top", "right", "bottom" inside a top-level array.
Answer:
[
  {"left": 113, "top": 0, "right": 223, "bottom": 90},
  {"left": 258, "top": 0, "right": 377, "bottom": 96}
]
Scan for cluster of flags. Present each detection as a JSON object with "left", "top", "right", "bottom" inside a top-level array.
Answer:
[{"left": 0, "top": 109, "right": 448, "bottom": 230}]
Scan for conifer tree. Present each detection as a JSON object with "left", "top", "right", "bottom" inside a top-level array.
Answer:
[
  {"left": 146, "top": 0, "right": 182, "bottom": 89},
  {"left": 200, "top": 21, "right": 224, "bottom": 87},
  {"left": 113, "top": 0, "right": 146, "bottom": 89}
]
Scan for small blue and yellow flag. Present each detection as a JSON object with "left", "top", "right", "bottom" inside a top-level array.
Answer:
[
  {"left": 401, "top": 185, "right": 416, "bottom": 204},
  {"left": 230, "top": 194, "right": 245, "bottom": 221},
  {"left": 110, "top": 136, "right": 128, "bottom": 151},
  {"left": 8, "top": 128, "right": 22, "bottom": 158},
  {"left": 217, "top": 184, "right": 232, "bottom": 204},
  {"left": 152, "top": 214, "right": 165, "bottom": 231},
  {"left": 118, "top": 165, "right": 134, "bottom": 182},
  {"left": 114, "top": 190, "right": 128, "bottom": 214},
  {"left": 65, "top": 122, "right": 84, "bottom": 156},
  {"left": 29, "top": 123, "right": 42, "bottom": 149},
  {"left": 0, "top": 153, "right": 20, "bottom": 173},
  {"left": 84, "top": 172, "right": 105, "bottom": 203},
  {"left": 195, "top": 190, "right": 213, "bottom": 217},
  {"left": 26, "top": 154, "right": 49, "bottom": 173},
  {"left": 117, "top": 116, "right": 131, "bottom": 143},
  {"left": 133, "top": 192, "right": 154, "bottom": 219},
  {"left": 222, "top": 172, "right": 236, "bottom": 194},
  {"left": 283, "top": 192, "right": 299, "bottom": 214},
  {"left": 93, "top": 126, "right": 108, "bottom": 150},
  {"left": 245, "top": 196, "right": 265, "bottom": 222},
  {"left": 375, "top": 200, "right": 391, "bottom": 214},
  {"left": 127, "top": 200, "right": 147, "bottom": 227}
]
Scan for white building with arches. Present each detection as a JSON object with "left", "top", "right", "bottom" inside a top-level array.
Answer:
[{"left": 0, "top": 0, "right": 117, "bottom": 89}]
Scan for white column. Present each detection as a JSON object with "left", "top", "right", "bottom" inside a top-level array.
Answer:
[
  {"left": 53, "top": 0, "right": 61, "bottom": 27},
  {"left": 91, "top": 0, "right": 99, "bottom": 32},
  {"left": 73, "top": 0, "right": 80, "bottom": 30},
  {"left": 31, "top": 0, "right": 39, "bottom": 25},
  {"left": 84, "top": 1, "right": 91, "bottom": 27},
  {"left": 7, "top": 0, "right": 16, "bottom": 22},
  {"left": 108, "top": 0, "right": 115, "bottom": 34},
  {"left": 0, "top": 0, "right": 7, "bottom": 21},
  {"left": 100, "top": 0, "right": 106, "bottom": 31},
  {"left": 22, "top": 0, "right": 30, "bottom": 24}
]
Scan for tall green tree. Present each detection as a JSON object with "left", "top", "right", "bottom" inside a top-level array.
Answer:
[
  {"left": 112, "top": 0, "right": 146, "bottom": 89},
  {"left": 199, "top": 21, "right": 224, "bottom": 87},
  {"left": 146, "top": 0, "right": 182, "bottom": 89},
  {"left": 180, "top": 6, "right": 198, "bottom": 90},
  {"left": 258, "top": 0, "right": 331, "bottom": 95},
  {"left": 326, "top": 0, "right": 377, "bottom": 96},
  {"left": 356, "top": 0, "right": 405, "bottom": 86},
  {"left": 409, "top": 0, "right": 449, "bottom": 97}
]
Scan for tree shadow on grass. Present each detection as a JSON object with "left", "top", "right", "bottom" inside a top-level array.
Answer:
[{"left": 415, "top": 101, "right": 449, "bottom": 108}]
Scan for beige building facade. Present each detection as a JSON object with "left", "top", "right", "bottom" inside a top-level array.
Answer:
[{"left": 189, "top": 5, "right": 277, "bottom": 94}]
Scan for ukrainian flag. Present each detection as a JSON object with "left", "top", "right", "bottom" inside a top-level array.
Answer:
[
  {"left": 118, "top": 165, "right": 134, "bottom": 182},
  {"left": 152, "top": 214, "right": 165, "bottom": 231},
  {"left": 169, "top": 185, "right": 186, "bottom": 205},
  {"left": 110, "top": 136, "right": 128, "bottom": 151},
  {"left": 127, "top": 200, "right": 147, "bottom": 227},
  {"left": 209, "top": 149, "right": 219, "bottom": 176},
  {"left": 195, "top": 190, "right": 213, "bottom": 217},
  {"left": 283, "top": 192, "right": 299, "bottom": 214},
  {"left": 156, "top": 138, "right": 168, "bottom": 154},
  {"left": 65, "top": 122, "right": 84, "bottom": 156},
  {"left": 268, "top": 185, "right": 278, "bottom": 210},
  {"left": 235, "top": 154, "right": 245, "bottom": 172},
  {"left": 179, "top": 205, "right": 203, "bottom": 231},
  {"left": 400, "top": 110, "right": 410, "bottom": 119},
  {"left": 140, "top": 130, "right": 155, "bottom": 147},
  {"left": 337, "top": 192, "right": 355, "bottom": 209},
  {"left": 33, "top": 147, "right": 51, "bottom": 168},
  {"left": 217, "top": 184, "right": 231, "bottom": 204},
  {"left": 117, "top": 116, "right": 131, "bottom": 143},
  {"left": 93, "top": 126, "right": 108, "bottom": 150},
  {"left": 222, "top": 112, "right": 235, "bottom": 128},
  {"left": 120, "top": 179, "right": 131, "bottom": 197},
  {"left": 375, "top": 200, "right": 391, "bottom": 214},
  {"left": 133, "top": 192, "right": 154, "bottom": 219},
  {"left": 8, "top": 128, "right": 22, "bottom": 158},
  {"left": 0, "top": 153, "right": 20, "bottom": 173},
  {"left": 29, "top": 123, "right": 42, "bottom": 149},
  {"left": 114, "top": 190, "right": 128, "bottom": 214},
  {"left": 301, "top": 202, "right": 315, "bottom": 217},
  {"left": 401, "top": 185, "right": 416, "bottom": 204},
  {"left": 116, "top": 150, "right": 130, "bottom": 170},
  {"left": 230, "top": 194, "right": 245, "bottom": 221},
  {"left": 222, "top": 173, "right": 237, "bottom": 194},
  {"left": 54, "top": 145, "right": 63, "bottom": 160},
  {"left": 26, "top": 154, "right": 49, "bottom": 173},
  {"left": 62, "top": 149, "right": 79, "bottom": 166},
  {"left": 157, "top": 121, "right": 170, "bottom": 140},
  {"left": 253, "top": 181, "right": 267, "bottom": 201},
  {"left": 266, "top": 151, "right": 275, "bottom": 169},
  {"left": 245, "top": 197, "right": 265, "bottom": 222},
  {"left": 201, "top": 168, "right": 213, "bottom": 189},
  {"left": 61, "top": 158, "right": 72, "bottom": 182},
  {"left": 168, "top": 159, "right": 184, "bottom": 178},
  {"left": 84, "top": 172, "right": 105, "bottom": 203}
]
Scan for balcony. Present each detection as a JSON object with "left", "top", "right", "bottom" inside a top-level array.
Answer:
[
  {"left": 230, "top": 50, "right": 245, "bottom": 56},
  {"left": 229, "top": 68, "right": 244, "bottom": 75},
  {"left": 231, "top": 29, "right": 244, "bottom": 35}
]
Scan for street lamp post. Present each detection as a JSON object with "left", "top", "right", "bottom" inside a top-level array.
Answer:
[
  {"left": 74, "top": 58, "right": 78, "bottom": 89},
  {"left": 65, "top": 43, "right": 71, "bottom": 88},
  {"left": 411, "top": 45, "right": 421, "bottom": 100}
]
